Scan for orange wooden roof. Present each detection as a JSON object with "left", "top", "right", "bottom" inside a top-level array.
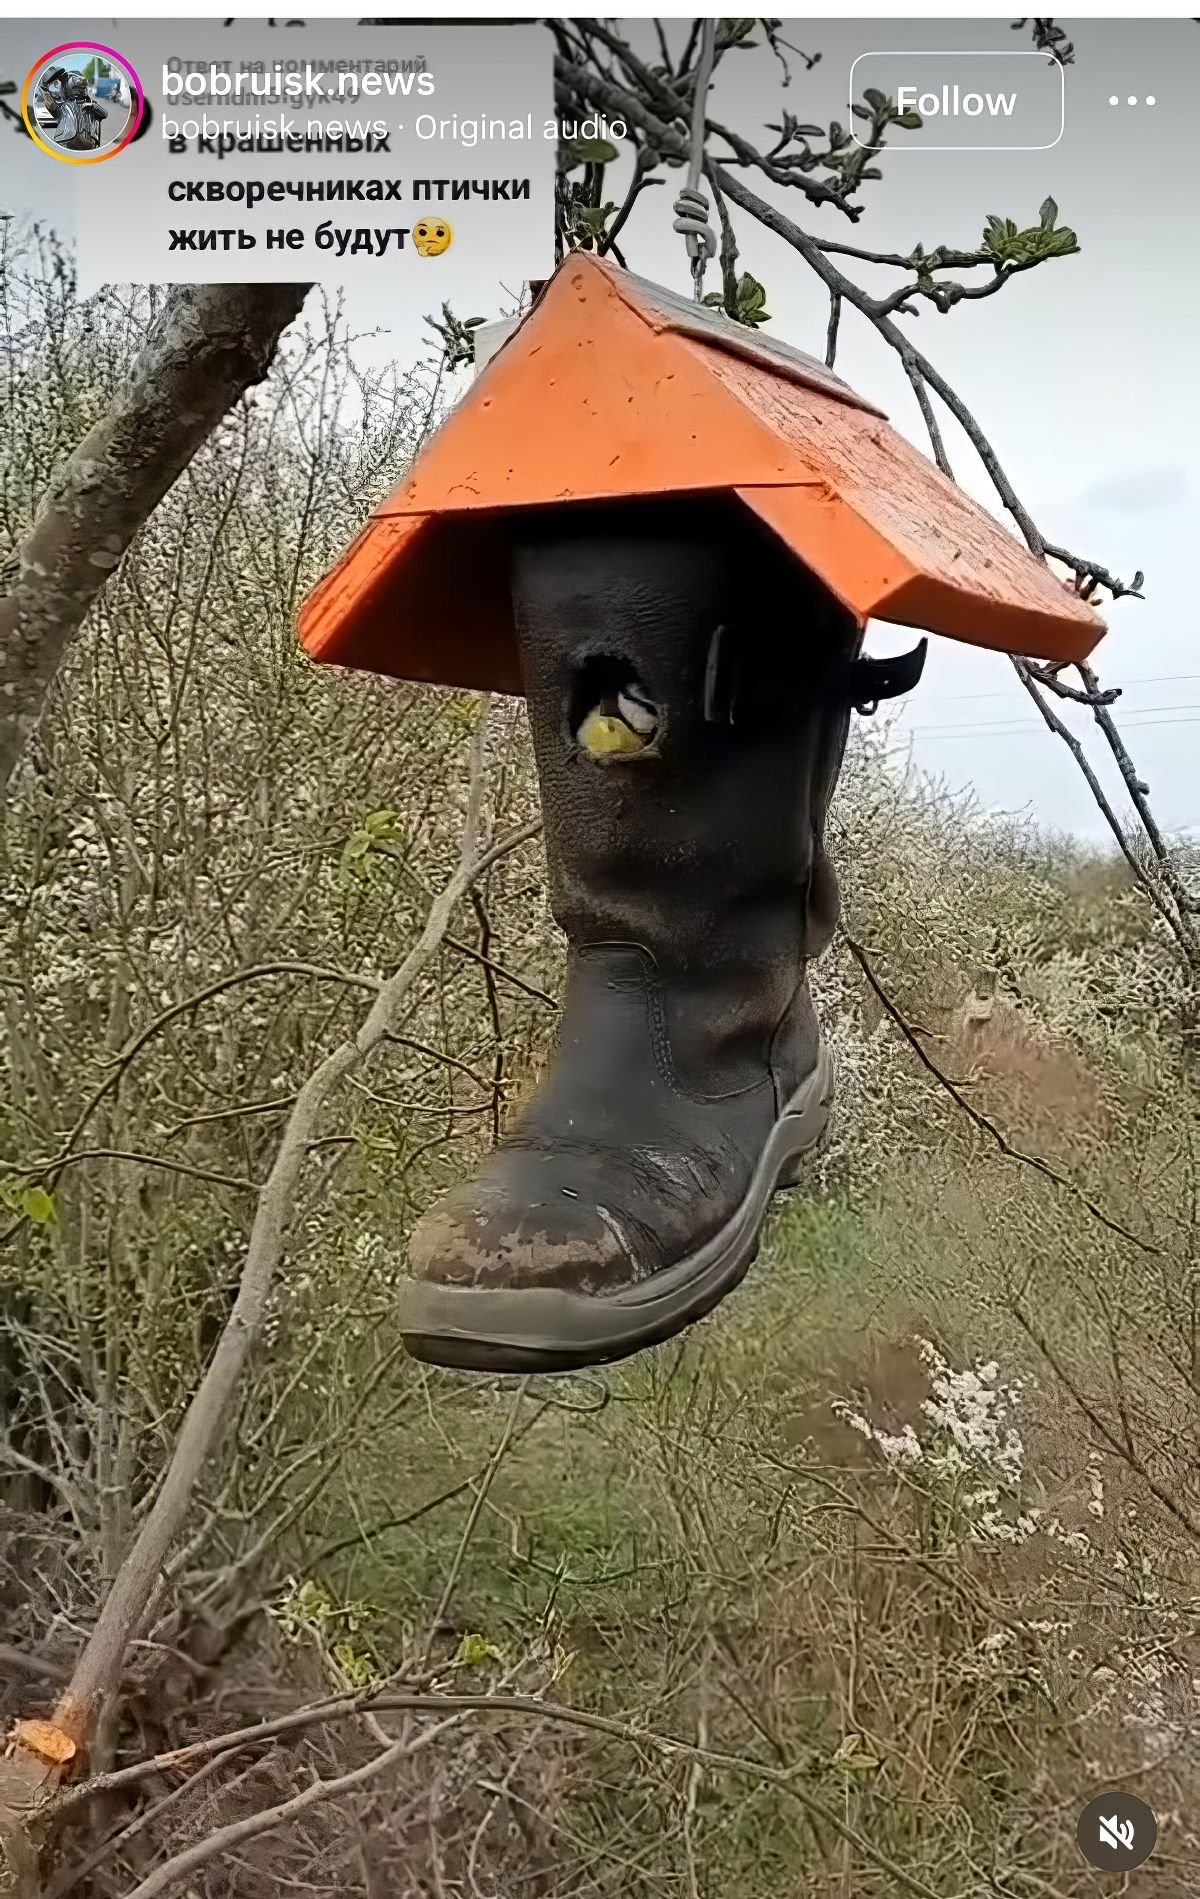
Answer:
[{"left": 299, "top": 252, "right": 1103, "bottom": 692}]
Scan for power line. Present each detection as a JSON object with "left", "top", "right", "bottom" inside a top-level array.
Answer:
[
  {"left": 902, "top": 702, "right": 1200, "bottom": 736},
  {"left": 885, "top": 712, "right": 1200, "bottom": 750},
  {"left": 908, "top": 669, "right": 1200, "bottom": 707}
]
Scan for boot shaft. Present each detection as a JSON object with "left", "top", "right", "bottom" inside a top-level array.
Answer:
[
  {"left": 510, "top": 500, "right": 861, "bottom": 976},
  {"left": 402, "top": 500, "right": 858, "bottom": 1356}
]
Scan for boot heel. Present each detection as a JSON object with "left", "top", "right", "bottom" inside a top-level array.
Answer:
[
  {"left": 774, "top": 1116, "right": 831, "bottom": 1191},
  {"left": 775, "top": 1131, "right": 826, "bottom": 1191},
  {"left": 772, "top": 1051, "right": 835, "bottom": 1191}
]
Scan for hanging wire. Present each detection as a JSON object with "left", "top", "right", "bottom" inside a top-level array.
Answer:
[{"left": 672, "top": 17, "right": 718, "bottom": 302}]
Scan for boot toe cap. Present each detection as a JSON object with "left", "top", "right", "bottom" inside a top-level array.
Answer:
[
  {"left": 408, "top": 1197, "right": 638, "bottom": 1297},
  {"left": 407, "top": 1164, "right": 649, "bottom": 1298}
]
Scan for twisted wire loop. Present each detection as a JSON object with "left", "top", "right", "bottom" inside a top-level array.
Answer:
[
  {"left": 672, "top": 185, "right": 718, "bottom": 293},
  {"left": 677, "top": 16, "right": 718, "bottom": 302}
]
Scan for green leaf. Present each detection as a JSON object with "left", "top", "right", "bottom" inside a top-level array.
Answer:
[
  {"left": 332, "top": 1640, "right": 378, "bottom": 1688},
  {"left": 982, "top": 213, "right": 1028, "bottom": 261},
  {"left": 569, "top": 136, "right": 618, "bottom": 166},
  {"left": 830, "top": 1732, "right": 882, "bottom": 1773},
  {"left": 716, "top": 17, "right": 757, "bottom": 49},
  {"left": 21, "top": 1186, "right": 56, "bottom": 1225},
  {"left": 1045, "top": 226, "right": 1079, "bottom": 255},
  {"left": 862, "top": 86, "right": 888, "bottom": 110},
  {"left": 340, "top": 831, "right": 374, "bottom": 881},
  {"left": 894, "top": 110, "right": 923, "bottom": 129},
  {"left": 456, "top": 1631, "right": 504, "bottom": 1669},
  {"left": 706, "top": 278, "right": 770, "bottom": 328},
  {"left": 983, "top": 210, "right": 1078, "bottom": 267},
  {"left": 575, "top": 202, "right": 616, "bottom": 236}
]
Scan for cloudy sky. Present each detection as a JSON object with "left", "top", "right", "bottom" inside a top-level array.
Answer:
[{"left": 5, "top": 17, "right": 1196, "bottom": 841}]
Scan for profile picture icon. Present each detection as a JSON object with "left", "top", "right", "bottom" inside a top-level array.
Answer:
[{"left": 22, "top": 42, "right": 143, "bottom": 163}]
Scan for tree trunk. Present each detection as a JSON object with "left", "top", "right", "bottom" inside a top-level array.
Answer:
[
  {"left": 0, "top": 1750, "right": 53, "bottom": 1899},
  {"left": 0, "top": 281, "right": 311, "bottom": 796}
]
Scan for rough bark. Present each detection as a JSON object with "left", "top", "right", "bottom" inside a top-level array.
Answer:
[
  {"left": 0, "top": 281, "right": 311, "bottom": 796},
  {"left": 0, "top": 1751, "right": 52, "bottom": 1899}
]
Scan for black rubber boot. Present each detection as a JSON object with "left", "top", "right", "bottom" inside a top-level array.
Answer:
[{"left": 402, "top": 501, "right": 870, "bottom": 1372}]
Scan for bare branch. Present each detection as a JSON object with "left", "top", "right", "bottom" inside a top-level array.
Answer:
[
  {"left": 844, "top": 931, "right": 1160, "bottom": 1255},
  {"left": 67, "top": 1691, "right": 947, "bottom": 1899},
  {"left": 0, "top": 1645, "right": 72, "bottom": 1685},
  {"left": 49, "top": 962, "right": 383, "bottom": 1177},
  {"left": 31, "top": 704, "right": 540, "bottom": 1744},
  {"left": 115, "top": 1717, "right": 464, "bottom": 1899}
]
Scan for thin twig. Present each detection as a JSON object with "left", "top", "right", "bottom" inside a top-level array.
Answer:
[
  {"left": 844, "top": 932, "right": 1159, "bottom": 1256},
  {"left": 901, "top": 358, "right": 954, "bottom": 481},
  {"left": 305, "top": 1403, "right": 551, "bottom": 1570},
  {"left": 824, "top": 290, "right": 841, "bottom": 370},
  {"left": 423, "top": 1381, "right": 534, "bottom": 1663},
  {"left": 0, "top": 1644, "right": 71, "bottom": 1684},
  {"left": 48, "top": 962, "right": 381, "bottom": 1177},
  {"left": 114, "top": 1711, "right": 471, "bottom": 1899}
]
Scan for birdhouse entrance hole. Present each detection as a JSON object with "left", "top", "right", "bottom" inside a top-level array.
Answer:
[
  {"left": 568, "top": 654, "right": 662, "bottom": 760},
  {"left": 570, "top": 655, "right": 636, "bottom": 738}
]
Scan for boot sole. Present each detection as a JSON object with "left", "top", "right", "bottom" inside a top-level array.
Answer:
[{"left": 400, "top": 1043, "right": 834, "bottom": 1375}]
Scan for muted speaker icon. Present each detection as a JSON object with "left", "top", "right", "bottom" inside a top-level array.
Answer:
[
  {"left": 1098, "top": 1814, "right": 1135, "bottom": 1852},
  {"left": 1078, "top": 1792, "right": 1156, "bottom": 1870}
]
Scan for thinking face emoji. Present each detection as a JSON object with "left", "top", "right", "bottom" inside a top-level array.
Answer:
[{"left": 413, "top": 217, "right": 453, "bottom": 258}]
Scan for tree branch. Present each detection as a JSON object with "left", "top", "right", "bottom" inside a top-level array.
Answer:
[
  {"left": 556, "top": 49, "right": 1195, "bottom": 984},
  {"left": 11, "top": 706, "right": 538, "bottom": 1761},
  {"left": 0, "top": 283, "right": 310, "bottom": 796}
]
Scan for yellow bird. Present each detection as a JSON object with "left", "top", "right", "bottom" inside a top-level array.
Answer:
[
  {"left": 577, "top": 685, "right": 659, "bottom": 757},
  {"left": 577, "top": 707, "right": 647, "bottom": 756}
]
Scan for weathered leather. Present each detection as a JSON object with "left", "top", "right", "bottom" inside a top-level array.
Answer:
[{"left": 407, "top": 501, "right": 861, "bottom": 1298}]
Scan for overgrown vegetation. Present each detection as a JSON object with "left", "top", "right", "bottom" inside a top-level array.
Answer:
[{"left": 2, "top": 224, "right": 1199, "bottom": 1895}]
